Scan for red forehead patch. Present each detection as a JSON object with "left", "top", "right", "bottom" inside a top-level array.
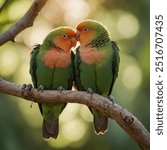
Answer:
[
  {"left": 76, "top": 22, "right": 88, "bottom": 31},
  {"left": 65, "top": 28, "right": 75, "bottom": 37}
]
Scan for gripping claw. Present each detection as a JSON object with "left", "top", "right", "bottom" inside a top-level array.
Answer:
[
  {"left": 108, "top": 95, "right": 114, "bottom": 103},
  {"left": 57, "top": 86, "right": 65, "bottom": 93},
  {"left": 37, "top": 85, "right": 44, "bottom": 92},
  {"left": 21, "top": 83, "right": 33, "bottom": 99},
  {"left": 87, "top": 88, "right": 94, "bottom": 95}
]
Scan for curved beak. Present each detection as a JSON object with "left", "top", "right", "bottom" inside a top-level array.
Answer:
[
  {"left": 71, "top": 36, "right": 77, "bottom": 48},
  {"left": 75, "top": 30, "right": 80, "bottom": 41}
]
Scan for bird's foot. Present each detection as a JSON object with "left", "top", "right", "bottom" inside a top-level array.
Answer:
[
  {"left": 87, "top": 88, "right": 94, "bottom": 96},
  {"left": 87, "top": 88, "right": 94, "bottom": 94},
  {"left": 37, "top": 85, "right": 44, "bottom": 92},
  {"left": 108, "top": 95, "right": 114, "bottom": 104},
  {"left": 21, "top": 83, "right": 33, "bottom": 99},
  {"left": 57, "top": 86, "right": 65, "bottom": 93}
]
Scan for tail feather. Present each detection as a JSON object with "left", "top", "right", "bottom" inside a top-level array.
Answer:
[
  {"left": 42, "top": 119, "right": 59, "bottom": 139},
  {"left": 93, "top": 115, "right": 108, "bottom": 135}
]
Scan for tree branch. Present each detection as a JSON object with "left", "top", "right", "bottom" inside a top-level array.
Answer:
[
  {"left": 0, "top": 0, "right": 48, "bottom": 46},
  {"left": 0, "top": 78, "right": 150, "bottom": 150},
  {"left": 0, "top": 0, "right": 9, "bottom": 12}
]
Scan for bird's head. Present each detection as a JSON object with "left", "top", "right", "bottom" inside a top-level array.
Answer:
[
  {"left": 43, "top": 27, "right": 77, "bottom": 53},
  {"left": 76, "top": 20, "right": 110, "bottom": 46}
]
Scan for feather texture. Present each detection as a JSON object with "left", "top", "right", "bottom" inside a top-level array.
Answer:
[{"left": 75, "top": 20, "right": 120, "bottom": 134}]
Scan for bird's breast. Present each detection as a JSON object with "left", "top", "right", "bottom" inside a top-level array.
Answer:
[
  {"left": 43, "top": 49, "right": 71, "bottom": 69},
  {"left": 80, "top": 46, "right": 105, "bottom": 65}
]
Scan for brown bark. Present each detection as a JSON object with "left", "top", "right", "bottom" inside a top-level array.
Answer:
[
  {"left": 0, "top": 0, "right": 150, "bottom": 149},
  {"left": 0, "top": 0, "right": 48, "bottom": 46},
  {"left": 0, "top": 78, "right": 150, "bottom": 150}
]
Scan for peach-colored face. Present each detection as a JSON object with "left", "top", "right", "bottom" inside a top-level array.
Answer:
[
  {"left": 55, "top": 28, "right": 77, "bottom": 52},
  {"left": 76, "top": 22, "right": 94, "bottom": 46}
]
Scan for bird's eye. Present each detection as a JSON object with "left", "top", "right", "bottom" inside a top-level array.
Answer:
[
  {"left": 62, "top": 34, "right": 68, "bottom": 39},
  {"left": 83, "top": 27, "right": 88, "bottom": 32}
]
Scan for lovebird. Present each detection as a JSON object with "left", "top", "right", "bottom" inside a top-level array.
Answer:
[
  {"left": 74, "top": 20, "right": 120, "bottom": 135},
  {"left": 29, "top": 27, "right": 76, "bottom": 139}
]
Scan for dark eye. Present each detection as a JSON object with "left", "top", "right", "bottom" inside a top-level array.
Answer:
[
  {"left": 83, "top": 27, "right": 88, "bottom": 32},
  {"left": 62, "top": 34, "right": 68, "bottom": 39}
]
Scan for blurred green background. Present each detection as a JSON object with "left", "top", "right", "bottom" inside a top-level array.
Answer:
[{"left": 0, "top": 0, "right": 149, "bottom": 149}]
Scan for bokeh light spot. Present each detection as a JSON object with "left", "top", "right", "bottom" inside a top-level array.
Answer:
[
  {"left": 117, "top": 13, "right": 140, "bottom": 39},
  {"left": 14, "top": 62, "right": 31, "bottom": 83},
  {"left": 80, "top": 105, "right": 92, "bottom": 122},
  {"left": 48, "top": 137, "right": 70, "bottom": 149},
  {"left": 0, "top": 49, "right": 19, "bottom": 76},
  {"left": 62, "top": 119, "right": 87, "bottom": 142},
  {"left": 61, "top": 104, "right": 80, "bottom": 123},
  {"left": 58, "top": 0, "right": 90, "bottom": 27},
  {"left": 122, "top": 65, "right": 142, "bottom": 90},
  {"left": 26, "top": 19, "right": 52, "bottom": 46},
  {"left": 8, "top": 1, "right": 31, "bottom": 21}
]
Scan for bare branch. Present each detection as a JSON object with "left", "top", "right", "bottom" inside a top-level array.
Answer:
[
  {"left": 0, "top": 0, "right": 9, "bottom": 12},
  {"left": 0, "top": 78, "right": 150, "bottom": 150},
  {"left": 0, "top": 0, "right": 48, "bottom": 46}
]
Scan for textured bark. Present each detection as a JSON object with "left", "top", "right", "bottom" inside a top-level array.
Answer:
[
  {"left": 0, "top": 0, "right": 48, "bottom": 46},
  {"left": 0, "top": 78, "right": 150, "bottom": 150},
  {"left": 0, "top": 1, "right": 150, "bottom": 149}
]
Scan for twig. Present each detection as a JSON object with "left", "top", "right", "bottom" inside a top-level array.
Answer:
[
  {"left": 0, "top": 0, "right": 48, "bottom": 46},
  {"left": 0, "top": 78, "right": 150, "bottom": 150},
  {"left": 0, "top": 0, "right": 9, "bottom": 12}
]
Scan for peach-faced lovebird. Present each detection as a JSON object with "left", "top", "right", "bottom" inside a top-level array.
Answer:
[
  {"left": 75, "top": 20, "right": 120, "bottom": 135},
  {"left": 29, "top": 27, "right": 76, "bottom": 139}
]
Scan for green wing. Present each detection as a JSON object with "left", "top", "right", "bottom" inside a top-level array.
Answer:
[
  {"left": 68, "top": 51, "right": 75, "bottom": 89},
  {"left": 29, "top": 44, "right": 43, "bottom": 114},
  {"left": 108, "top": 41, "right": 120, "bottom": 95},
  {"left": 74, "top": 46, "right": 83, "bottom": 90},
  {"left": 29, "top": 44, "right": 40, "bottom": 88}
]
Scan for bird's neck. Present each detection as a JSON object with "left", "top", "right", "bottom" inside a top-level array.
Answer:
[{"left": 86, "top": 32, "right": 110, "bottom": 48}]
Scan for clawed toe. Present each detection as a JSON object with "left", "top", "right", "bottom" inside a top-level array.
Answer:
[
  {"left": 87, "top": 88, "right": 94, "bottom": 95},
  {"left": 37, "top": 85, "right": 44, "bottom": 92},
  {"left": 21, "top": 83, "right": 32, "bottom": 91},
  {"left": 57, "top": 86, "right": 65, "bottom": 93},
  {"left": 21, "top": 83, "right": 33, "bottom": 99},
  {"left": 21, "top": 84, "right": 26, "bottom": 90},
  {"left": 108, "top": 95, "right": 114, "bottom": 103}
]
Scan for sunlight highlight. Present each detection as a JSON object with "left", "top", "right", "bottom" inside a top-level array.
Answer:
[
  {"left": 117, "top": 13, "right": 140, "bottom": 39},
  {"left": 8, "top": 0, "right": 31, "bottom": 21},
  {"left": 60, "top": 103, "right": 81, "bottom": 123},
  {"left": 62, "top": 118, "right": 87, "bottom": 142},
  {"left": 14, "top": 63, "right": 31, "bottom": 83},
  {"left": 121, "top": 55, "right": 142, "bottom": 90},
  {"left": 122, "top": 65, "right": 142, "bottom": 90},
  {"left": 58, "top": 0, "right": 90, "bottom": 27},
  {"left": 0, "top": 49, "right": 19, "bottom": 76},
  {"left": 26, "top": 19, "right": 52, "bottom": 46},
  {"left": 80, "top": 105, "right": 92, "bottom": 122},
  {"left": 48, "top": 137, "right": 70, "bottom": 149}
]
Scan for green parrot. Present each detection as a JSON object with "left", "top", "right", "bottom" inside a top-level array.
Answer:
[
  {"left": 75, "top": 20, "right": 120, "bottom": 135},
  {"left": 29, "top": 27, "right": 76, "bottom": 139}
]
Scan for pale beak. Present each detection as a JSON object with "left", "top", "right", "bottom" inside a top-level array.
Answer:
[
  {"left": 71, "top": 36, "right": 77, "bottom": 47},
  {"left": 75, "top": 30, "right": 80, "bottom": 41}
]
